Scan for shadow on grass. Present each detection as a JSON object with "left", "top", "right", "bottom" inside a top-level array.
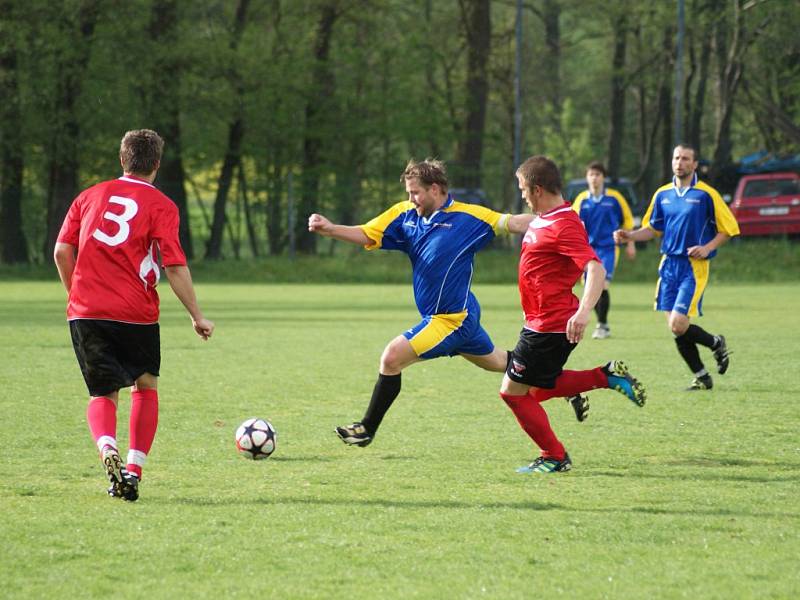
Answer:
[{"left": 162, "top": 495, "right": 800, "bottom": 520}]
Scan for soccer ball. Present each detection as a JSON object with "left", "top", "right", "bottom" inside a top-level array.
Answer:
[{"left": 235, "top": 418, "right": 277, "bottom": 460}]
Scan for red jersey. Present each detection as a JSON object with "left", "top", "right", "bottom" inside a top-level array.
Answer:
[
  {"left": 57, "top": 176, "right": 187, "bottom": 324},
  {"left": 518, "top": 203, "right": 599, "bottom": 332}
]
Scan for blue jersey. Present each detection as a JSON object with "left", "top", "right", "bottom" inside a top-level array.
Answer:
[
  {"left": 360, "top": 195, "right": 507, "bottom": 316},
  {"left": 643, "top": 173, "right": 739, "bottom": 258},
  {"left": 572, "top": 187, "right": 634, "bottom": 249}
]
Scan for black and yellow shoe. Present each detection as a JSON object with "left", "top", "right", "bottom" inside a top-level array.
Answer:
[
  {"left": 687, "top": 373, "right": 713, "bottom": 391},
  {"left": 567, "top": 394, "right": 590, "bottom": 422},
  {"left": 335, "top": 422, "right": 373, "bottom": 447}
]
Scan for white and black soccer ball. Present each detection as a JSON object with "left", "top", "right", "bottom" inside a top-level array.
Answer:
[{"left": 235, "top": 418, "right": 277, "bottom": 460}]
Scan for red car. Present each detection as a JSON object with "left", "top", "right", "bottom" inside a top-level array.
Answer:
[{"left": 730, "top": 172, "right": 800, "bottom": 236}]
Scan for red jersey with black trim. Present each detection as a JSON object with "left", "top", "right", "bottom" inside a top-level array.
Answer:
[
  {"left": 57, "top": 176, "right": 187, "bottom": 324},
  {"left": 518, "top": 203, "right": 599, "bottom": 332}
]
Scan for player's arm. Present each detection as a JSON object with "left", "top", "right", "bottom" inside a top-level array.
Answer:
[
  {"left": 614, "top": 225, "right": 656, "bottom": 244},
  {"left": 567, "top": 259, "right": 605, "bottom": 344},
  {"left": 54, "top": 242, "right": 77, "bottom": 292},
  {"left": 308, "top": 213, "right": 373, "bottom": 246},
  {"left": 687, "top": 232, "right": 730, "bottom": 259},
  {"left": 504, "top": 213, "right": 535, "bottom": 234},
  {"left": 164, "top": 265, "right": 215, "bottom": 340}
]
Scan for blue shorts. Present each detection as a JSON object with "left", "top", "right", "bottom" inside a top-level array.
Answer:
[
  {"left": 403, "top": 308, "right": 494, "bottom": 359},
  {"left": 655, "top": 255, "right": 709, "bottom": 317},
  {"left": 593, "top": 245, "right": 619, "bottom": 281}
]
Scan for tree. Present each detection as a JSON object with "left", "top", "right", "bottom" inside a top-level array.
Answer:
[
  {"left": 455, "top": 0, "right": 491, "bottom": 188},
  {"left": 43, "top": 1, "right": 101, "bottom": 261},
  {"left": 0, "top": 0, "right": 28, "bottom": 264}
]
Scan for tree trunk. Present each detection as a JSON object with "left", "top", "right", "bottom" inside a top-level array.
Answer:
[
  {"left": 0, "top": 2, "right": 29, "bottom": 264},
  {"left": 607, "top": 13, "right": 628, "bottom": 179},
  {"left": 43, "top": 1, "right": 100, "bottom": 261},
  {"left": 455, "top": 0, "right": 491, "bottom": 188},
  {"left": 147, "top": 0, "right": 193, "bottom": 259},
  {"left": 299, "top": 2, "right": 338, "bottom": 254},
  {"left": 205, "top": 0, "right": 251, "bottom": 260},
  {"left": 541, "top": 0, "right": 562, "bottom": 134}
]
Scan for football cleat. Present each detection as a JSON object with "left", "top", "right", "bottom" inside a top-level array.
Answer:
[
  {"left": 687, "top": 373, "right": 713, "bottom": 391},
  {"left": 516, "top": 453, "right": 572, "bottom": 474},
  {"left": 335, "top": 422, "right": 373, "bottom": 447},
  {"left": 101, "top": 446, "right": 125, "bottom": 496},
  {"left": 591, "top": 324, "right": 610, "bottom": 339},
  {"left": 567, "top": 394, "right": 590, "bottom": 422},
  {"left": 107, "top": 469, "right": 139, "bottom": 502},
  {"left": 712, "top": 335, "right": 731, "bottom": 375},
  {"left": 604, "top": 360, "right": 646, "bottom": 407}
]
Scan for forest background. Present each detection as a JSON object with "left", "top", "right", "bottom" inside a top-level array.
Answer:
[{"left": 0, "top": 0, "right": 798, "bottom": 265}]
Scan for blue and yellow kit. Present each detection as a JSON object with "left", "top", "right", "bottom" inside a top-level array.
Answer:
[
  {"left": 360, "top": 195, "right": 510, "bottom": 359},
  {"left": 643, "top": 174, "right": 740, "bottom": 316},
  {"left": 572, "top": 187, "right": 634, "bottom": 280}
]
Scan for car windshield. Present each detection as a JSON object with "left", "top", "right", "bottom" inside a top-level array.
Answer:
[{"left": 743, "top": 179, "right": 800, "bottom": 198}]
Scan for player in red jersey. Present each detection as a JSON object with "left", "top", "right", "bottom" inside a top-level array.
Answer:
[
  {"left": 54, "top": 129, "right": 214, "bottom": 501},
  {"left": 499, "top": 156, "right": 647, "bottom": 473}
]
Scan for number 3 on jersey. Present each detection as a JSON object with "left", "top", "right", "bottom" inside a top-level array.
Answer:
[{"left": 93, "top": 196, "right": 138, "bottom": 246}]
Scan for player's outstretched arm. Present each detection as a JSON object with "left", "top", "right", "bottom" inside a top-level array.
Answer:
[
  {"left": 54, "top": 242, "right": 77, "bottom": 292},
  {"left": 614, "top": 226, "right": 656, "bottom": 245},
  {"left": 308, "top": 213, "right": 371, "bottom": 246},
  {"left": 164, "top": 265, "right": 214, "bottom": 340},
  {"left": 506, "top": 213, "right": 535, "bottom": 234}
]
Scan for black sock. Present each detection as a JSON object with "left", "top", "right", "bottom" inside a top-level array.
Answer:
[
  {"left": 683, "top": 324, "right": 716, "bottom": 349},
  {"left": 361, "top": 373, "right": 402, "bottom": 435},
  {"left": 675, "top": 333, "right": 705, "bottom": 373},
  {"left": 595, "top": 290, "right": 610, "bottom": 324}
]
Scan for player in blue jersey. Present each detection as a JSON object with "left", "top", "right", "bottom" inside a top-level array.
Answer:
[
  {"left": 308, "top": 158, "right": 534, "bottom": 446},
  {"left": 572, "top": 161, "right": 636, "bottom": 339},
  {"left": 614, "top": 144, "right": 739, "bottom": 390}
]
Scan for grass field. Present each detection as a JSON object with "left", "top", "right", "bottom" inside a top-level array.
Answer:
[{"left": 1, "top": 281, "right": 799, "bottom": 598}]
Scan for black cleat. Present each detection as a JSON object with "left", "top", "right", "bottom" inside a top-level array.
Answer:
[
  {"left": 686, "top": 373, "right": 713, "bottom": 391},
  {"left": 567, "top": 394, "right": 590, "bottom": 422},
  {"left": 107, "top": 470, "right": 139, "bottom": 502},
  {"left": 712, "top": 335, "right": 731, "bottom": 375},
  {"left": 335, "top": 422, "right": 373, "bottom": 447}
]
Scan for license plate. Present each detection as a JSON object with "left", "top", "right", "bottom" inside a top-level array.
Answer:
[{"left": 759, "top": 206, "right": 789, "bottom": 216}]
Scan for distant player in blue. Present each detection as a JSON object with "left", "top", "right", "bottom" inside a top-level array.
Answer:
[
  {"left": 614, "top": 144, "right": 739, "bottom": 391},
  {"left": 308, "top": 158, "right": 534, "bottom": 446},
  {"left": 572, "top": 161, "right": 636, "bottom": 339}
]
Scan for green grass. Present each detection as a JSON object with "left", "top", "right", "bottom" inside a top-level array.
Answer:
[{"left": 1, "top": 281, "right": 799, "bottom": 598}]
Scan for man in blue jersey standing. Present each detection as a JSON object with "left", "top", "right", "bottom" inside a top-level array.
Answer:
[
  {"left": 614, "top": 144, "right": 739, "bottom": 391},
  {"left": 573, "top": 161, "right": 636, "bottom": 340},
  {"left": 308, "top": 158, "right": 534, "bottom": 446}
]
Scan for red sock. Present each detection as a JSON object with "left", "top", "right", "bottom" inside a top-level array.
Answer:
[
  {"left": 500, "top": 392, "right": 566, "bottom": 460},
  {"left": 530, "top": 367, "right": 608, "bottom": 402},
  {"left": 86, "top": 396, "right": 117, "bottom": 453},
  {"left": 127, "top": 388, "right": 159, "bottom": 479}
]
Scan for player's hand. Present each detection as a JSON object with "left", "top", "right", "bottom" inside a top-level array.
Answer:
[
  {"left": 613, "top": 229, "right": 629, "bottom": 245},
  {"left": 193, "top": 317, "right": 215, "bottom": 340},
  {"left": 566, "top": 309, "right": 591, "bottom": 344},
  {"left": 625, "top": 242, "right": 637, "bottom": 260},
  {"left": 308, "top": 213, "right": 332, "bottom": 234},
  {"left": 687, "top": 245, "right": 710, "bottom": 259}
]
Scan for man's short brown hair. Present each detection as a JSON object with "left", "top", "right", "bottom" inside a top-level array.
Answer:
[
  {"left": 120, "top": 129, "right": 164, "bottom": 175},
  {"left": 400, "top": 158, "right": 448, "bottom": 191},
  {"left": 674, "top": 143, "right": 697, "bottom": 161},
  {"left": 516, "top": 155, "right": 562, "bottom": 194},
  {"left": 586, "top": 160, "right": 606, "bottom": 176}
]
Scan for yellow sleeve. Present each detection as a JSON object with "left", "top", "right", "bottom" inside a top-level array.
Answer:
[
  {"left": 698, "top": 181, "right": 740, "bottom": 237},
  {"left": 608, "top": 188, "right": 634, "bottom": 230},
  {"left": 360, "top": 201, "right": 414, "bottom": 250},
  {"left": 445, "top": 201, "right": 505, "bottom": 233},
  {"left": 572, "top": 191, "right": 588, "bottom": 214}
]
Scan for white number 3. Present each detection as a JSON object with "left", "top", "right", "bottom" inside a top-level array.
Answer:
[{"left": 93, "top": 196, "right": 138, "bottom": 246}]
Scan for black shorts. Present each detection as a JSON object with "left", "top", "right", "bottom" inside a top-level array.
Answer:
[
  {"left": 69, "top": 319, "right": 160, "bottom": 397},
  {"left": 506, "top": 329, "right": 576, "bottom": 388}
]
